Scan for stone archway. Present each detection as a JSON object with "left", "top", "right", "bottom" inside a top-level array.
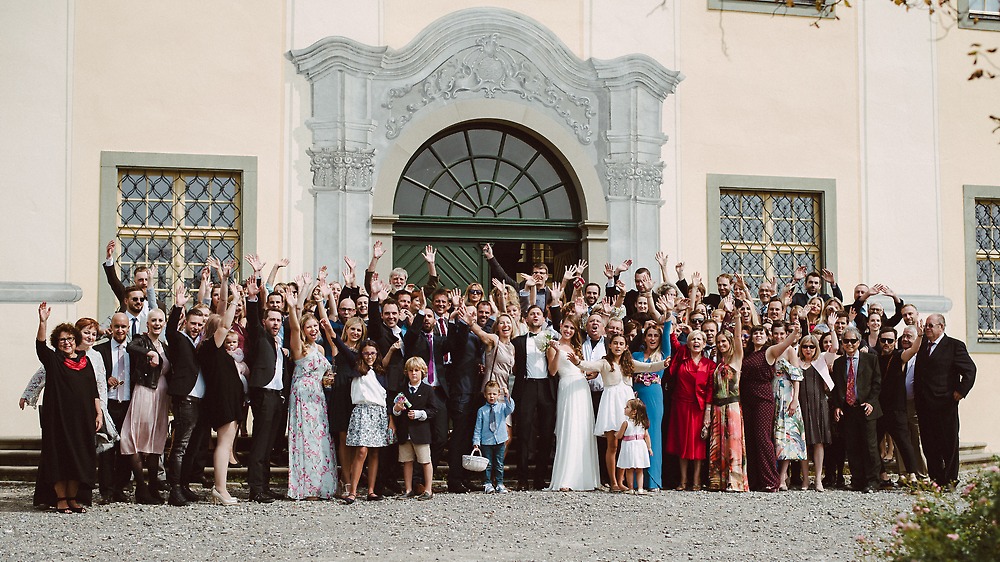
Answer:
[{"left": 287, "top": 7, "right": 682, "bottom": 274}]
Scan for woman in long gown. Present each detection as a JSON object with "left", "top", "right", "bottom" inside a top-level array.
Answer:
[
  {"left": 122, "top": 309, "right": 171, "bottom": 504},
  {"left": 198, "top": 282, "right": 245, "bottom": 505},
  {"left": 739, "top": 323, "right": 799, "bottom": 492},
  {"left": 545, "top": 318, "right": 600, "bottom": 491},
  {"left": 631, "top": 311, "right": 672, "bottom": 491},
  {"left": 774, "top": 344, "right": 807, "bottom": 491},
  {"left": 286, "top": 288, "right": 338, "bottom": 500},
  {"left": 586, "top": 333, "right": 667, "bottom": 491},
  {"left": 34, "top": 302, "right": 103, "bottom": 514},
  {"left": 705, "top": 297, "right": 749, "bottom": 492}
]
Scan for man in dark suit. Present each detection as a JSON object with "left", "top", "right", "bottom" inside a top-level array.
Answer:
[
  {"left": 244, "top": 278, "right": 290, "bottom": 503},
  {"left": 404, "top": 307, "right": 468, "bottom": 492},
  {"left": 444, "top": 305, "right": 488, "bottom": 493},
  {"left": 914, "top": 314, "right": 976, "bottom": 488},
  {"left": 832, "top": 326, "right": 882, "bottom": 493},
  {"left": 875, "top": 327, "right": 920, "bottom": 487},
  {"left": 511, "top": 305, "right": 559, "bottom": 490},
  {"left": 164, "top": 286, "right": 209, "bottom": 506},
  {"left": 94, "top": 313, "right": 132, "bottom": 503}
]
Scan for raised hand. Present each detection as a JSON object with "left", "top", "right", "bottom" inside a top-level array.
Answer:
[
  {"left": 520, "top": 272, "right": 537, "bottom": 287},
  {"left": 482, "top": 242, "right": 494, "bottom": 260},
  {"left": 106, "top": 240, "right": 116, "bottom": 261},
  {"left": 246, "top": 276, "right": 259, "bottom": 299},
  {"left": 302, "top": 272, "right": 313, "bottom": 286},
  {"left": 318, "top": 281, "right": 332, "bottom": 299},
  {"left": 603, "top": 262, "right": 615, "bottom": 279},
  {"left": 721, "top": 294, "right": 735, "bottom": 313},
  {"left": 675, "top": 297, "right": 692, "bottom": 312},
  {"left": 229, "top": 282, "right": 243, "bottom": 300},
  {"left": 549, "top": 281, "right": 564, "bottom": 303},
  {"left": 38, "top": 302, "right": 51, "bottom": 322},
  {"left": 827, "top": 312, "right": 837, "bottom": 327},
  {"left": 675, "top": 261, "right": 685, "bottom": 277},
  {"left": 372, "top": 241, "right": 385, "bottom": 260},
  {"left": 616, "top": 259, "right": 633, "bottom": 275},
  {"left": 847, "top": 307, "right": 858, "bottom": 325},
  {"left": 422, "top": 245, "right": 436, "bottom": 264},
  {"left": 654, "top": 251, "right": 667, "bottom": 268},
  {"left": 283, "top": 285, "right": 298, "bottom": 308},
  {"left": 174, "top": 282, "right": 189, "bottom": 308},
  {"left": 245, "top": 254, "right": 265, "bottom": 273},
  {"left": 206, "top": 256, "right": 222, "bottom": 274},
  {"left": 656, "top": 294, "right": 669, "bottom": 314},
  {"left": 276, "top": 258, "right": 290, "bottom": 269},
  {"left": 491, "top": 278, "right": 506, "bottom": 293},
  {"left": 691, "top": 271, "right": 702, "bottom": 289},
  {"left": 615, "top": 278, "right": 626, "bottom": 294},
  {"left": 821, "top": 268, "right": 836, "bottom": 285},
  {"left": 793, "top": 265, "right": 807, "bottom": 282},
  {"left": 575, "top": 259, "right": 588, "bottom": 276},
  {"left": 222, "top": 259, "right": 236, "bottom": 278},
  {"left": 318, "top": 265, "right": 330, "bottom": 283},
  {"left": 797, "top": 306, "right": 810, "bottom": 320},
  {"left": 562, "top": 264, "right": 577, "bottom": 281},
  {"left": 200, "top": 266, "right": 211, "bottom": 283},
  {"left": 450, "top": 288, "right": 463, "bottom": 308},
  {"left": 573, "top": 296, "right": 587, "bottom": 317}
]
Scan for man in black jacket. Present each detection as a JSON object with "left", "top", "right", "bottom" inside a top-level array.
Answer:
[
  {"left": 511, "top": 305, "right": 559, "bottom": 490},
  {"left": 94, "top": 313, "right": 132, "bottom": 503},
  {"left": 914, "top": 314, "right": 976, "bottom": 488},
  {"left": 245, "top": 278, "right": 290, "bottom": 502},
  {"left": 875, "top": 327, "right": 920, "bottom": 487},
  {"left": 164, "top": 286, "right": 208, "bottom": 506},
  {"left": 832, "top": 327, "right": 883, "bottom": 493}
]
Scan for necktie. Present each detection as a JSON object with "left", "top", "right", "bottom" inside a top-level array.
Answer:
[
  {"left": 130, "top": 317, "right": 138, "bottom": 338},
  {"left": 437, "top": 319, "right": 451, "bottom": 364},
  {"left": 116, "top": 344, "right": 125, "bottom": 399},
  {"left": 489, "top": 404, "right": 497, "bottom": 433},
  {"left": 410, "top": 386, "right": 418, "bottom": 395},
  {"left": 425, "top": 332, "right": 435, "bottom": 385},
  {"left": 846, "top": 356, "right": 857, "bottom": 406}
]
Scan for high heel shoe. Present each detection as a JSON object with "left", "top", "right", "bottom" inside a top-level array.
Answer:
[{"left": 211, "top": 487, "right": 238, "bottom": 506}]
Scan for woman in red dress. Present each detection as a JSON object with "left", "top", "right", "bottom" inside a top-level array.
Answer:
[{"left": 666, "top": 328, "right": 716, "bottom": 491}]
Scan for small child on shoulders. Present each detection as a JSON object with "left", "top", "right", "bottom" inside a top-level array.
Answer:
[
  {"left": 473, "top": 380, "right": 515, "bottom": 493},
  {"left": 392, "top": 357, "right": 438, "bottom": 500}
]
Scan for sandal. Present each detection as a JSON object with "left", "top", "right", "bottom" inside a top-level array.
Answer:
[
  {"left": 366, "top": 493, "right": 383, "bottom": 501},
  {"left": 674, "top": 484, "right": 686, "bottom": 491},
  {"left": 54, "top": 497, "right": 73, "bottom": 515},
  {"left": 342, "top": 494, "right": 356, "bottom": 505},
  {"left": 67, "top": 497, "right": 87, "bottom": 513}
]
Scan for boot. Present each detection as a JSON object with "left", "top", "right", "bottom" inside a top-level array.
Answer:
[
  {"left": 168, "top": 485, "right": 188, "bottom": 507},
  {"left": 134, "top": 479, "right": 157, "bottom": 505},
  {"left": 147, "top": 467, "right": 165, "bottom": 504},
  {"left": 181, "top": 485, "right": 201, "bottom": 502}
]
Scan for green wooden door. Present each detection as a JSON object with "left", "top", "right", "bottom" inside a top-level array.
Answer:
[{"left": 393, "top": 239, "right": 488, "bottom": 289}]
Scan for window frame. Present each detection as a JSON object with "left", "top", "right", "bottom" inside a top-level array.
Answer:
[
  {"left": 964, "top": 184, "right": 1000, "bottom": 352},
  {"left": 707, "top": 0, "right": 836, "bottom": 19},
  {"left": 99, "top": 151, "right": 257, "bottom": 319},
  {"left": 707, "top": 173, "right": 837, "bottom": 295},
  {"left": 959, "top": 0, "right": 1000, "bottom": 31}
]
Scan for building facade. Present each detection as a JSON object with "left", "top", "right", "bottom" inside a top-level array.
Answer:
[{"left": 2, "top": 0, "right": 998, "bottom": 450}]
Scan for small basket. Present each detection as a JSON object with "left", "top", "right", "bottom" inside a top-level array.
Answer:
[{"left": 462, "top": 449, "right": 490, "bottom": 472}]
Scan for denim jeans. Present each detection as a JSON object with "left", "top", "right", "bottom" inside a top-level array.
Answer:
[
  {"left": 481, "top": 444, "right": 505, "bottom": 488},
  {"left": 168, "top": 396, "right": 206, "bottom": 487}
]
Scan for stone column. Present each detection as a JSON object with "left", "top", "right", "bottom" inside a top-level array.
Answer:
[{"left": 308, "top": 147, "right": 376, "bottom": 274}]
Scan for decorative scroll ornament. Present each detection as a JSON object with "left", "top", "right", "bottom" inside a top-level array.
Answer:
[
  {"left": 307, "top": 147, "right": 376, "bottom": 192},
  {"left": 382, "top": 33, "right": 596, "bottom": 144},
  {"left": 605, "top": 160, "right": 664, "bottom": 199}
]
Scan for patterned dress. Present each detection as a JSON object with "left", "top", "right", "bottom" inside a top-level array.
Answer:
[
  {"left": 287, "top": 345, "right": 337, "bottom": 499},
  {"left": 739, "top": 348, "right": 780, "bottom": 492},
  {"left": 773, "top": 358, "right": 807, "bottom": 461},
  {"left": 707, "top": 363, "right": 748, "bottom": 492}
]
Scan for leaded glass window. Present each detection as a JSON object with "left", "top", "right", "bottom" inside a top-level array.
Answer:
[
  {"left": 720, "top": 189, "right": 823, "bottom": 293},
  {"left": 117, "top": 168, "right": 242, "bottom": 302},
  {"left": 394, "top": 125, "right": 578, "bottom": 221},
  {"left": 975, "top": 200, "right": 1000, "bottom": 341}
]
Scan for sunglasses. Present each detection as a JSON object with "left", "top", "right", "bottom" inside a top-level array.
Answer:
[
  {"left": 801, "top": 344, "right": 817, "bottom": 349},
  {"left": 468, "top": 289, "right": 483, "bottom": 295},
  {"left": 879, "top": 338, "right": 895, "bottom": 344},
  {"left": 842, "top": 338, "right": 859, "bottom": 344}
]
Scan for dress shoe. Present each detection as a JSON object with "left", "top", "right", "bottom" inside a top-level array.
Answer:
[
  {"left": 134, "top": 483, "right": 158, "bottom": 505},
  {"left": 168, "top": 486, "right": 188, "bottom": 507},
  {"left": 181, "top": 486, "right": 201, "bottom": 502},
  {"left": 110, "top": 490, "right": 130, "bottom": 503},
  {"left": 250, "top": 492, "right": 275, "bottom": 503},
  {"left": 863, "top": 485, "right": 877, "bottom": 494},
  {"left": 211, "top": 487, "right": 238, "bottom": 506}
]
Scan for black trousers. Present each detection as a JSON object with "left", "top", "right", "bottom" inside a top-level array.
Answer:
[
  {"left": 247, "top": 389, "right": 284, "bottom": 494},
  {"left": 99, "top": 400, "right": 131, "bottom": 496},
  {"left": 430, "top": 386, "right": 450, "bottom": 473},
  {"left": 447, "top": 392, "right": 476, "bottom": 486},
  {"left": 876, "top": 406, "right": 918, "bottom": 476},
  {"left": 916, "top": 399, "right": 960, "bottom": 486},
  {"left": 825, "top": 407, "right": 847, "bottom": 485},
  {"left": 168, "top": 396, "right": 208, "bottom": 487},
  {"left": 515, "top": 379, "right": 556, "bottom": 487},
  {"left": 842, "top": 406, "right": 879, "bottom": 489},
  {"left": 592, "top": 390, "right": 609, "bottom": 485}
]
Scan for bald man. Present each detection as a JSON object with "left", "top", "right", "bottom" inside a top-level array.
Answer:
[{"left": 94, "top": 313, "right": 132, "bottom": 503}]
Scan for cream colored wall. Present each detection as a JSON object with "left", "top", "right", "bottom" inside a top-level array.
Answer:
[{"left": 935, "top": 20, "right": 1000, "bottom": 447}]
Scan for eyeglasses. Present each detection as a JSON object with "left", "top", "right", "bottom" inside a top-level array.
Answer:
[
  {"left": 58, "top": 337, "right": 76, "bottom": 343},
  {"left": 842, "top": 338, "right": 859, "bottom": 344},
  {"left": 801, "top": 344, "right": 817, "bottom": 349},
  {"left": 879, "top": 338, "right": 895, "bottom": 344}
]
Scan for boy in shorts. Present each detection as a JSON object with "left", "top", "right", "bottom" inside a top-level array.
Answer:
[{"left": 392, "top": 357, "right": 438, "bottom": 499}]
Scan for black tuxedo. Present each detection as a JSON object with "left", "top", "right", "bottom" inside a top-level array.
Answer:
[
  {"left": 367, "top": 299, "right": 406, "bottom": 393},
  {"left": 244, "top": 300, "right": 290, "bottom": 496},
  {"left": 165, "top": 306, "right": 199, "bottom": 397},
  {"left": 832, "top": 352, "right": 882, "bottom": 489},
  {"left": 511, "top": 331, "right": 557, "bottom": 489},
  {"left": 442, "top": 321, "right": 486, "bottom": 489},
  {"left": 914, "top": 334, "right": 976, "bottom": 486},
  {"left": 876, "top": 351, "right": 918, "bottom": 477},
  {"left": 93, "top": 339, "right": 131, "bottom": 498},
  {"left": 393, "top": 382, "right": 439, "bottom": 445}
]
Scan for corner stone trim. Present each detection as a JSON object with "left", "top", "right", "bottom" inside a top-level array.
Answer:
[
  {"left": 605, "top": 160, "right": 664, "bottom": 198},
  {"left": 307, "top": 147, "right": 376, "bottom": 192},
  {"left": 382, "top": 33, "right": 596, "bottom": 144}
]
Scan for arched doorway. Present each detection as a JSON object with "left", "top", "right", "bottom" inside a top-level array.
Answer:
[{"left": 392, "top": 122, "right": 580, "bottom": 288}]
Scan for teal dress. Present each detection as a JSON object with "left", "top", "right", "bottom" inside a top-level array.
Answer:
[{"left": 631, "top": 320, "right": 671, "bottom": 490}]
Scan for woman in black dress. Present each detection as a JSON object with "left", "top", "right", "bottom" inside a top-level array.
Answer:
[
  {"left": 198, "top": 281, "right": 243, "bottom": 505},
  {"left": 34, "top": 302, "right": 103, "bottom": 514},
  {"left": 319, "top": 314, "right": 365, "bottom": 497}
]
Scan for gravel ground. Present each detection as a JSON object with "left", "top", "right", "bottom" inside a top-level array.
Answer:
[{"left": 0, "top": 481, "right": 917, "bottom": 561}]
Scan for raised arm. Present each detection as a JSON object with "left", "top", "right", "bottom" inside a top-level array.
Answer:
[
  {"left": 766, "top": 321, "right": 801, "bottom": 365},
  {"left": 484, "top": 243, "right": 517, "bottom": 287},
  {"left": 212, "top": 283, "right": 240, "bottom": 349},
  {"left": 654, "top": 251, "right": 669, "bottom": 283},
  {"left": 285, "top": 287, "right": 304, "bottom": 360},
  {"left": 103, "top": 240, "right": 127, "bottom": 305},
  {"left": 464, "top": 306, "right": 498, "bottom": 348},
  {"left": 267, "top": 257, "right": 288, "bottom": 289}
]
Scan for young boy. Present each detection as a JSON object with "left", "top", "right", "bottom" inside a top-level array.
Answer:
[
  {"left": 392, "top": 357, "right": 438, "bottom": 500},
  {"left": 473, "top": 380, "right": 515, "bottom": 493}
]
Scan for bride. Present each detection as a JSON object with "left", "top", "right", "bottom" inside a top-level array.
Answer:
[{"left": 545, "top": 318, "right": 600, "bottom": 491}]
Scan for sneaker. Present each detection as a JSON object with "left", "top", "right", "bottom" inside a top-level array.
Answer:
[
  {"left": 495, "top": 484, "right": 508, "bottom": 494},
  {"left": 484, "top": 483, "right": 496, "bottom": 493}
]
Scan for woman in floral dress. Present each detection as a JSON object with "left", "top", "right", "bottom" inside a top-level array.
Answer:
[
  {"left": 704, "top": 296, "right": 748, "bottom": 492},
  {"left": 773, "top": 322, "right": 807, "bottom": 491},
  {"left": 285, "top": 289, "right": 337, "bottom": 500}
]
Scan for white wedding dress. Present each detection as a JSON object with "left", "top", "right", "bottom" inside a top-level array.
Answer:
[{"left": 547, "top": 350, "right": 601, "bottom": 491}]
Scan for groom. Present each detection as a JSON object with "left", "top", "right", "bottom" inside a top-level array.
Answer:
[{"left": 512, "top": 305, "right": 560, "bottom": 490}]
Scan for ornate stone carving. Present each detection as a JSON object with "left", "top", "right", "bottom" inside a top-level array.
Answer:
[
  {"left": 605, "top": 160, "right": 664, "bottom": 199},
  {"left": 382, "top": 33, "right": 596, "bottom": 144},
  {"left": 307, "top": 147, "right": 376, "bottom": 192}
]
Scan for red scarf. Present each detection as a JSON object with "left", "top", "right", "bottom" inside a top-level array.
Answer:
[{"left": 63, "top": 354, "right": 89, "bottom": 371}]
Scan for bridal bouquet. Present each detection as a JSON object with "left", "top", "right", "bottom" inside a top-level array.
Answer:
[
  {"left": 533, "top": 332, "right": 556, "bottom": 353},
  {"left": 633, "top": 371, "right": 660, "bottom": 387}
]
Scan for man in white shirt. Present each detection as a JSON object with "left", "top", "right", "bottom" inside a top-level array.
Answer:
[
  {"left": 899, "top": 325, "right": 928, "bottom": 480},
  {"left": 95, "top": 313, "right": 131, "bottom": 503},
  {"left": 511, "top": 305, "right": 559, "bottom": 490}
]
